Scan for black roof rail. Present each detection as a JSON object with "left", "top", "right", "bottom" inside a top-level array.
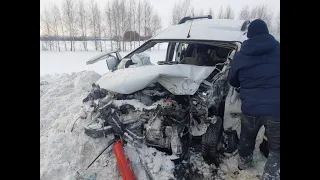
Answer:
[
  {"left": 241, "top": 20, "right": 250, "bottom": 31},
  {"left": 178, "top": 15, "right": 212, "bottom": 24}
]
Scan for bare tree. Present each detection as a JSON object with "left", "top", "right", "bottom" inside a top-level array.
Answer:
[
  {"left": 101, "top": 24, "right": 107, "bottom": 51},
  {"left": 41, "top": 0, "right": 165, "bottom": 52},
  {"left": 77, "top": 0, "right": 88, "bottom": 51},
  {"left": 88, "top": 0, "right": 97, "bottom": 51},
  {"left": 40, "top": 15, "right": 44, "bottom": 50},
  {"left": 105, "top": 1, "right": 113, "bottom": 51},
  {"left": 62, "top": 0, "right": 77, "bottom": 51},
  {"left": 238, "top": 5, "right": 250, "bottom": 20},
  {"left": 198, "top": 8, "right": 204, "bottom": 16},
  {"left": 208, "top": 8, "right": 213, "bottom": 17},
  {"left": 128, "top": 0, "right": 134, "bottom": 51},
  {"left": 119, "top": 0, "right": 127, "bottom": 51},
  {"left": 41, "top": 8, "right": 53, "bottom": 51},
  {"left": 131, "top": 0, "right": 136, "bottom": 49},
  {"left": 250, "top": 4, "right": 273, "bottom": 28},
  {"left": 224, "top": 5, "right": 235, "bottom": 19},
  {"left": 217, "top": 5, "right": 234, "bottom": 19},
  {"left": 190, "top": 7, "right": 195, "bottom": 17},
  {"left": 51, "top": 4, "right": 62, "bottom": 51},
  {"left": 54, "top": 5, "right": 68, "bottom": 51},
  {"left": 88, "top": 0, "right": 102, "bottom": 51},
  {"left": 150, "top": 13, "right": 162, "bottom": 36},
  {"left": 136, "top": 0, "right": 143, "bottom": 46},
  {"left": 217, "top": 6, "right": 224, "bottom": 19},
  {"left": 143, "top": 0, "right": 152, "bottom": 39},
  {"left": 96, "top": 4, "right": 103, "bottom": 52},
  {"left": 150, "top": 13, "right": 162, "bottom": 50},
  {"left": 112, "top": 0, "right": 121, "bottom": 50},
  {"left": 170, "top": 0, "right": 191, "bottom": 25}
]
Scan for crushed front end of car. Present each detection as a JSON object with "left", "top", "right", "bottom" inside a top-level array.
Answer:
[{"left": 81, "top": 60, "right": 239, "bottom": 179}]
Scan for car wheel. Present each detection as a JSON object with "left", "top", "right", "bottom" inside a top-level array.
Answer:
[{"left": 202, "top": 116, "right": 223, "bottom": 165}]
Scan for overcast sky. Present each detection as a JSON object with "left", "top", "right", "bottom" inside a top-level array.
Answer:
[{"left": 40, "top": 0, "right": 280, "bottom": 28}]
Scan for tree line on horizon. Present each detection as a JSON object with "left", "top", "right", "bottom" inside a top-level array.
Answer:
[{"left": 40, "top": 0, "right": 280, "bottom": 52}]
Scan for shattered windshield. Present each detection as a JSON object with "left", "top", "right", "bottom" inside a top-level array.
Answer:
[{"left": 117, "top": 42, "right": 169, "bottom": 69}]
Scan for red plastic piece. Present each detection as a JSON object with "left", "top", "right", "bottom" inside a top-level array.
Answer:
[
  {"left": 165, "top": 98, "right": 175, "bottom": 103},
  {"left": 113, "top": 140, "right": 137, "bottom": 180}
]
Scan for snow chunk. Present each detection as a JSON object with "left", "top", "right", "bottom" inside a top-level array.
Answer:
[{"left": 124, "top": 144, "right": 175, "bottom": 180}]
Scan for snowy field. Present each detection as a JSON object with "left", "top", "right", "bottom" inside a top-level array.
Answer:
[
  {"left": 40, "top": 41, "right": 267, "bottom": 180},
  {"left": 40, "top": 50, "right": 167, "bottom": 76},
  {"left": 40, "top": 41, "right": 167, "bottom": 76}
]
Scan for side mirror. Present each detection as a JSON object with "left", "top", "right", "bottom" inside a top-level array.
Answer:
[
  {"left": 106, "top": 55, "right": 119, "bottom": 71},
  {"left": 86, "top": 50, "right": 122, "bottom": 71}
]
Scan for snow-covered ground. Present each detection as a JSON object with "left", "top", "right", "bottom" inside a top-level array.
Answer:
[
  {"left": 40, "top": 71, "right": 177, "bottom": 180},
  {"left": 40, "top": 49, "right": 267, "bottom": 180},
  {"left": 40, "top": 50, "right": 166, "bottom": 76},
  {"left": 40, "top": 41, "right": 168, "bottom": 76}
]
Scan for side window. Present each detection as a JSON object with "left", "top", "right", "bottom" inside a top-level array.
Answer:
[
  {"left": 174, "top": 43, "right": 190, "bottom": 62},
  {"left": 174, "top": 43, "right": 186, "bottom": 62},
  {"left": 166, "top": 42, "right": 176, "bottom": 62},
  {"left": 136, "top": 42, "right": 168, "bottom": 64},
  {"left": 181, "top": 43, "right": 189, "bottom": 60},
  {"left": 173, "top": 43, "right": 179, "bottom": 61},
  {"left": 216, "top": 48, "right": 230, "bottom": 59}
]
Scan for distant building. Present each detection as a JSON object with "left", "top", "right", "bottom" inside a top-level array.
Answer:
[{"left": 123, "top": 31, "right": 140, "bottom": 41}]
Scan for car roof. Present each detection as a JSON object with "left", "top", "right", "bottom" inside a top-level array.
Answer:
[{"left": 152, "top": 19, "right": 248, "bottom": 42}]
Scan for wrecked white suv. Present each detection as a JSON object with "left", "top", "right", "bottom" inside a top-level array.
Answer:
[{"left": 83, "top": 16, "right": 250, "bottom": 178}]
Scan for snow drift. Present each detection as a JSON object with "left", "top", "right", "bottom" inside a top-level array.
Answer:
[{"left": 40, "top": 71, "right": 176, "bottom": 180}]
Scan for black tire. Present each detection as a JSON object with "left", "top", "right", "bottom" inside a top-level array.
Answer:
[
  {"left": 202, "top": 116, "right": 223, "bottom": 165},
  {"left": 223, "top": 130, "right": 239, "bottom": 153}
]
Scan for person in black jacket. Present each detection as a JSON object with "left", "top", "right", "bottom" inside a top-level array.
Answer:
[{"left": 228, "top": 19, "right": 280, "bottom": 180}]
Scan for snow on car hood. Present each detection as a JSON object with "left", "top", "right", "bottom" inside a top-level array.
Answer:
[{"left": 96, "top": 64, "right": 215, "bottom": 95}]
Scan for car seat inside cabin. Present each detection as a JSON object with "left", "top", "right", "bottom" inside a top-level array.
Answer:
[{"left": 179, "top": 43, "right": 232, "bottom": 66}]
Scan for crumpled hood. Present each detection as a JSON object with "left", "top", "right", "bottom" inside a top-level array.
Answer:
[
  {"left": 96, "top": 64, "right": 215, "bottom": 95},
  {"left": 241, "top": 34, "right": 279, "bottom": 56}
]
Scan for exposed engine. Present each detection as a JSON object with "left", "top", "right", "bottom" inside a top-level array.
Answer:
[{"left": 82, "top": 61, "right": 237, "bottom": 178}]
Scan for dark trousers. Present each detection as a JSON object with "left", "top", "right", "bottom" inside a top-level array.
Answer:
[{"left": 239, "top": 114, "right": 280, "bottom": 180}]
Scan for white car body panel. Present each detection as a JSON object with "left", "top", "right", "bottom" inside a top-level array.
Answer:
[
  {"left": 88, "top": 19, "right": 264, "bottom": 137},
  {"left": 152, "top": 19, "right": 248, "bottom": 42},
  {"left": 96, "top": 64, "right": 215, "bottom": 95},
  {"left": 224, "top": 86, "right": 242, "bottom": 137}
]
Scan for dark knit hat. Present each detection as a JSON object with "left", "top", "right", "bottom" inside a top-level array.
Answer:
[{"left": 247, "top": 19, "right": 269, "bottom": 38}]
